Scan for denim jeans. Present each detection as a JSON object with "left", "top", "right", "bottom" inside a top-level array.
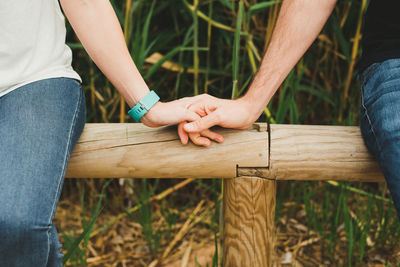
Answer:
[
  {"left": 0, "top": 78, "right": 86, "bottom": 266},
  {"left": 359, "top": 58, "right": 400, "bottom": 220}
]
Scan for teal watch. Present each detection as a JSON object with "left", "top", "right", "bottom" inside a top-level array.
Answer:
[{"left": 128, "top": 90, "right": 160, "bottom": 122}]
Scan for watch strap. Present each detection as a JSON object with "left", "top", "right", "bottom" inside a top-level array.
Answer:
[{"left": 128, "top": 90, "right": 160, "bottom": 122}]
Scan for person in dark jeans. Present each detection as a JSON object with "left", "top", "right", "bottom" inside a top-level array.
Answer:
[
  {"left": 180, "top": 0, "right": 400, "bottom": 219},
  {"left": 358, "top": 0, "right": 400, "bottom": 220}
]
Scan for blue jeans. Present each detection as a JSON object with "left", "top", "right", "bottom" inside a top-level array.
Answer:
[
  {"left": 0, "top": 78, "right": 86, "bottom": 266},
  {"left": 359, "top": 58, "right": 400, "bottom": 220}
]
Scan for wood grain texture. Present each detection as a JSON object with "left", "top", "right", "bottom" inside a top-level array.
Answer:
[
  {"left": 265, "top": 124, "right": 384, "bottom": 182},
  {"left": 65, "top": 123, "right": 268, "bottom": 178},
  {"left": 66, "top": 123, "right": 384, "bottom": 181},
  {"left": 223, "top": 177, "right": 276, "bottom": 267}
]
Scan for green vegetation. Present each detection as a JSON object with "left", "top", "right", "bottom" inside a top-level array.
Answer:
[{"left": 58, "top": 0, "right": 400, "bottom": 265}]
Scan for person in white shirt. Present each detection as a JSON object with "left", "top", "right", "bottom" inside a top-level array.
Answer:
[{"left": 0, "top": 1, "right": 222, "bottom": 266}]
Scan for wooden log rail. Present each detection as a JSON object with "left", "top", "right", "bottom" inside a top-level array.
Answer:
[{"left": 66, "top": 123, "right": 384, "bottom": 266}]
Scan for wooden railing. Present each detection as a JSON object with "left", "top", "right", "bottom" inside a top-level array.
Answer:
[{"left": 66, "top": 123, "right": 384, "bottom": 266}]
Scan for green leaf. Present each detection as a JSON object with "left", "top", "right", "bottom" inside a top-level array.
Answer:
[
  {"left": 231, "top": 0, "right": 244, "bottom": 99},
  {"left": 249, "top": 1, "right": 278, "bottom": 16},
  {"left": 62, "top": 180, "right": 112, "bottom": 265},
  {"left": 220, "top": 0, "right": 233, "bottom": 10},
  {"left": 329, "top": 14, "right": 350, "bottom": 62}
]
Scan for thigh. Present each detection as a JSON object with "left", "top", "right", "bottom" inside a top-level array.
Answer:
[
  {"left": 360, "top": 58, "right": 400, "bottom": 216},
  {"left": 0, "top": 78, "right": 86, "bottom": 225}
]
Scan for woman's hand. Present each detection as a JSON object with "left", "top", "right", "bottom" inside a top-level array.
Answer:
[
  {"left": 140, "top": 98, "right": 198, "bottom": 128},
  {"left": 140, "top": 96, "right": 224, "bottom": 147}
]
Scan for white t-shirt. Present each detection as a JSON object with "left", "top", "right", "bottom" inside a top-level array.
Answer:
[{"left": 0, "top": 0, "right": 81, "bottom": 97}]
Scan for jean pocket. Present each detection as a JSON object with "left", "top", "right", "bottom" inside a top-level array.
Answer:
[
  {"left": 360, "top": 62, "right": 384, "bottom": 105},
  {"left": 361, "top": 62, "right": 381, "bottom": 85}
]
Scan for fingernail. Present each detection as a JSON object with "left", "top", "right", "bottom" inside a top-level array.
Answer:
[{"left": 185, "top": 123, "right": 194, "bottom": 131}]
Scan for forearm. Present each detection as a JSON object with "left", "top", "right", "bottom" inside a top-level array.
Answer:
[
  {"left": 60, "top": 0, "right": 148, "bottom": 108},
  {"left": 243, "top": 0, "right": 337, "bottom": 116}
]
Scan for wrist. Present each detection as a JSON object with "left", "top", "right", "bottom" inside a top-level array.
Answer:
[
  {"left": 141, "top": 101, "right": 161, "bottom": 120},
  {"left": 239, "top": 94, "right": 265, "bottom": 120},
  {"left": 125, "top": 89, "right": 149, "bottom": 109},
  {"left": 128, "top": 90, "right": 160, "bottom": 122}
]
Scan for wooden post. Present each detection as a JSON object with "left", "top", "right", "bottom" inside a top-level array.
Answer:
[{"left": 223, "top": 177, "right": 276, "bottom": 266}]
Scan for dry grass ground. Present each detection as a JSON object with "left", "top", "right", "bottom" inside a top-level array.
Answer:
[
  {"left": 55, "top": 180, "right": 400, "bottom": 267},
  {"left": 59, "top": 1, "right": 400, "bottom": 266}
]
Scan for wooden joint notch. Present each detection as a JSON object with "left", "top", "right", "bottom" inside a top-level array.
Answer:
[
  {"left": 237, "top": 167, "right": 275, "bottom": 180},
  {"left": 235, "top": 123, "right": 272, "bottom": 180}
]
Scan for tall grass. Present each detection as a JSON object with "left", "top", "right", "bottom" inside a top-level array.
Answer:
[{"left": 62, "top": 0, "right": 400, "bottom": 265}]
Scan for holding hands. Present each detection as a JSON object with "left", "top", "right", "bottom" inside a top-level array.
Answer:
[
  {"left": 180, "top": 94, "right": 263, "bottom": 146},
  {"left": 140, "top": 93, "right": 263, "bottom": 147},
  {"left": 61, "top": 0, "right": 265, "bottom": 147}
]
